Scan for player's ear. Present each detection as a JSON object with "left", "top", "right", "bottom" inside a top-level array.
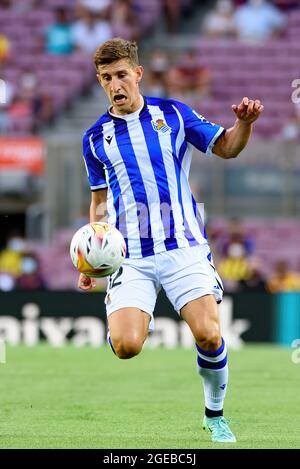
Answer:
[
  {"left": 136, "top": 65, "right": 144, "bottom": 83},
  {"left": 96, "top": 73, "right": 102, "bottom": 86}
]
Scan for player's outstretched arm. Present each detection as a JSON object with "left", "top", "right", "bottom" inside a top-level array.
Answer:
[
  {"left": 78, "top": 189, "right": 108, "bottom": 291},
  {"left": 213, "top": 97, "right": 264, "bottom": 159}
]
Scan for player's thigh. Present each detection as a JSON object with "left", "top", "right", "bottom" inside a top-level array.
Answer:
[
  {"left": 159, "top": 245, "right": 223, "bottom": 348},
  {"left": 159, "top": 244, "right": 223, "bottom": 312},
  {"left": 180, "top": 294, "right": 222, "bottom": 349},
  {"left": 108, "top": 307, "right": 150, "bottom": 347},
  {"left": 105, "top": 258, "right": 159, "bottom": 337}
]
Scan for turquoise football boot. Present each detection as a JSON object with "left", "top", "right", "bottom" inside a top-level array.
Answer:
[{"left": 202, "top": 416, "right": 236, "bottom": 443}]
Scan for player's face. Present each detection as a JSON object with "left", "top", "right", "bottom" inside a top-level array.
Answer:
[{"left": 97, "top": 59, "right": 144, "bottom": 115}]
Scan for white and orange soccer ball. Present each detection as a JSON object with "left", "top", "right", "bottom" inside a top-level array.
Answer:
[{"left": 70, "top": 222, "right": 126, "bottom": 278}]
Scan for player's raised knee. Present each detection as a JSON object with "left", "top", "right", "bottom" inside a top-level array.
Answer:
[
  {"left": 113, "top": 337, "right": 143, "bottom": 359},
  {"left": 195, "top": 326, "right": 221, "bottom": 352}
]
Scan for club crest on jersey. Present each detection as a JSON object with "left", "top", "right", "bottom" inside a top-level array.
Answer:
[{"left": 151, "top": 118, "right": 172, "bottom": 134}]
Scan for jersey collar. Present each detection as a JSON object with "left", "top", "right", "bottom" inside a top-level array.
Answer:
[{"left": 108, "top": 96, "right": 146, "bottom": 121}]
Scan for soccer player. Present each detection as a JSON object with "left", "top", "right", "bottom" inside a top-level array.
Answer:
[{"left": 78, "top": 38, "right": 264, "bottom": 443}]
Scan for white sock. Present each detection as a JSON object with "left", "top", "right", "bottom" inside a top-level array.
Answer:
[{"left": 196, "top": 338, "right": 228, "bottom": 412}]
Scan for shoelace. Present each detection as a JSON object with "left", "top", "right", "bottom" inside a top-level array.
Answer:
[
  {"left": 213, "top": 417, "right": 230, "bottom": 430},
  {"left": 208, "top": 417, "right": 234, "bottom": 436}
]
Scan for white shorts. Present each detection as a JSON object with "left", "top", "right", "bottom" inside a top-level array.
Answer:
[{"left": 105, "top": 244, "right": 224, "bottom": 331}]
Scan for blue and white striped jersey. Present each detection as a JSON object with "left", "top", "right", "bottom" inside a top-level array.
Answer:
[{"left": 82, "top": 96, "right": 224, "bottom": 258}]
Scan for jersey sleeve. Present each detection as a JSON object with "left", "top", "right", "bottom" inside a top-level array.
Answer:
[
  {"left": 82, "top": 132, "right": 108, "bottom": 191},
  {"left": 174, "top": 101, "right": 225, "bottom": 156}
]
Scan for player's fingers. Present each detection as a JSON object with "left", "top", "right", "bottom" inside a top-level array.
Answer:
[
  {"left": 240, "top": 97, "right": 248, "bottom": 108},
  {"left": 237, "top": 104, "right": 247, "bottom": 118},
  {"left": 239, "top": 96, "right": 250, "bottom": 111},
  {"left": 252, "top": 104, "right": 264, "bottom": 117},
  {"left": 232, "top": 104, "right": 238, "bottom": 114},
  {"left": 253, "top": 100, "right": 261, "bottom": 111},
  {"left": 78, "top": 274, "right": 92, "bottom": 290},
  {"left": 246, "top": 100, "right": 255, "bottom": 114},
  {"left": 79, "top": 277, "right": 89, "bottom": 286},
  {"left": 237, "top": 104, "right": 246, "bottom": 118}
]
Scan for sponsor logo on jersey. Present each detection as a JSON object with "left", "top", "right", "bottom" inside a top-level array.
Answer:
[{"left": 105, "top": 135, "right": 113, "bottom": 145}]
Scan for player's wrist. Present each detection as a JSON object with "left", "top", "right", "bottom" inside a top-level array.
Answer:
[
  {"left": 235, "top": 119, "right": 254, "bottom": 130},
  {"left": 236, "top": 118, "right": 253, "bottom": 127}
]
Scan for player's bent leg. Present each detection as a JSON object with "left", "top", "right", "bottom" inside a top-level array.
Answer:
[
  {"left": 108, "top": 307, "right": 150, "bottom": 359},
  {"left": 180, "top": 294, "right": 222, "bottom": 352}
]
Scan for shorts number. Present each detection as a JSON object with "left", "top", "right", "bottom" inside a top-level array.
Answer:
[{"left": 109, "top": 266, "right": 123, "bottom": 289}]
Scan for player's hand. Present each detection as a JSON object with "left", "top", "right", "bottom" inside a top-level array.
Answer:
[
  {"left": 232, "top": 97, "right": 264, "bottom": 124},
  {"left": 78, "top": 273, "right": 96, "bottom": 291}
]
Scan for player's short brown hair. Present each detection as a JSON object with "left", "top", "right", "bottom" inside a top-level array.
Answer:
[{"left": 94, "top": 38, "right": 139, "bottom": 70}]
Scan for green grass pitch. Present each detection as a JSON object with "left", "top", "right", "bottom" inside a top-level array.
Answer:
[{"left": 0, "top": 344, "right": 299, "bottom": 449}]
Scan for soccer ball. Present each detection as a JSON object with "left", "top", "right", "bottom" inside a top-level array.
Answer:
[{"left": 70, "top": 222, "right": 126, "bottom": 278}]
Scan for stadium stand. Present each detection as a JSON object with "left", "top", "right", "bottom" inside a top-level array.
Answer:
[
  {"left": 184, "top": 35, "right": 300, "bottom": 138},
  {"left": 1, "top": 1, "right": 298, "bottom": 138},
  {"left": 0, "top": 0, "right": 170, "bottom": 134}
]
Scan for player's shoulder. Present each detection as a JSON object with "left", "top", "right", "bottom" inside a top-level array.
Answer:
[
  {"left": 83, "top": 111, "right": 112, "bottom": 143},
  {"left": 145, "top": 95, "right": 189, "bottom": 112}
]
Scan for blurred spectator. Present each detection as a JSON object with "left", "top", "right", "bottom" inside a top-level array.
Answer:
[
  {"left": 272, "top": 0, "right": 300, "bottom": 11},
  {"left": 45, "top": 7, "right": 74, "bottom": 55},
  {"left": 9, "top": 71, "right": 55, "bottom": 132},
  {"left": 217, "top": 240, "right": 252, "bottom": 293},
  {"left": 72, "top": 8, "right": 112, "bottom": 54},
  {"left": 219, "top": 218, "right": 255, "bottom": 257},
  {"left": 111, "top": 0, "right": 140, "bottom": 41},
  {"left": 239, "top": 260, "right": 267, "bottom": 292},
  {"left": 16, "top": 252, "right": 47, "bottom": 290},
  {"left": 33, "top": 92, "right": 55, "bottom": 130},
  {"left": 0, "top": 80, "right": 14, "bottom": 134},
  {"left": 0, "top": 272, "right": 16, "bottom": 291},
  {"left": 202, "top": 0, "right": 237, "bottom": 38},
  {"left": 0, "top": 233, "right": 25, "bottom": 277},
  {"left": 163, "top": 0, "right": 180, "bottom": 34},
  {"left": 166, "top": 50, "right": 211, "bottom": 99},
  {"left": 267, "top": 260, "right": 300, "bottom": 293},
  {"left": 0, "top": 34, "right": 11, "bottom": 64},
  {"left": 77, "top": 0, "right": 112, "bottom": 18},
  {"left": 216, "top": 219, "right": 255, "bottom": 292},
  {"left": 146, "top": 50, "right": 170, "bottom": 98},
  {"left": 8, "top": 75, "right": 34, "bottom": 132},
  {"left": 235, "top": 0, "right": 286, "bottom": 42}
]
